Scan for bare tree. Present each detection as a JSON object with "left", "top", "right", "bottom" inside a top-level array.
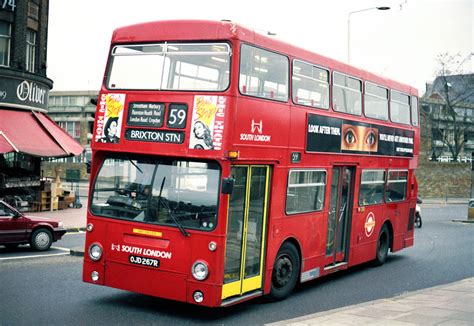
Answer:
[{"left": 422, "top": 53, "right": 474, "bottom": 161}]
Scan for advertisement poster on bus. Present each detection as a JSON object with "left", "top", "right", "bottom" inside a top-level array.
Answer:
[
  {"left": 306, "top": 114, "right": 414, "bottom": 157},
  {"left": 94, "top": 93, "right": 126, "bottom": 144},
  {"left": 189, "top": 95, "right": 226, "bottom": 150}
]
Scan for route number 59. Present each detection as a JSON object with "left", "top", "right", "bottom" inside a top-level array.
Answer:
[{"left": 167, "top": 104, "right": 187, "bottom": 129}]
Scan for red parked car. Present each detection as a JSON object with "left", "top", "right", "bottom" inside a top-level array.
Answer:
[{"left": 0, "top": 200, "right": 67, "bottom": 251}]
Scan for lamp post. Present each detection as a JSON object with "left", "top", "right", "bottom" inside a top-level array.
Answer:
[{"left": 347, "top": 6, "right": 390, "bottom": 63}]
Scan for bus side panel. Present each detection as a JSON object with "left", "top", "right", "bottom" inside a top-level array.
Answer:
[
  {"left": 264, "top": 210, "right": 327, "bottom": 293},
  {"left": 349, "top": 204, "right": 385, "bottom": 266},
  {"left": 384, "top": 201, "right": 410, "bottom": 252}
]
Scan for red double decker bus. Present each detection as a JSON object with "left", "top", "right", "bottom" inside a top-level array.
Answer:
[{"left": 83, "top": 20, "right": 419, "bottom": 307}]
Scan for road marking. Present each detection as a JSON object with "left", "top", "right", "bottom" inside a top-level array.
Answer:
[
  {"left": 51, "top": 246, "right": 73, "bottom": 252},
  {"left": 0, "top": 252, "right": 70, "bottom": 261},
  {"left": 64, "top": 231, "right": 85, "bottom": 235}
]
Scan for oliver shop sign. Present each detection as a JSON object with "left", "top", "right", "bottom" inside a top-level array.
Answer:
[{"left": 0, "top": 76, "right": 50, "bottom": 111}]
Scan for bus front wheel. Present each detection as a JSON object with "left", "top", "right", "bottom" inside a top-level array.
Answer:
[{"left": 268, "top": 242, "right": 300, "bottom": 302}]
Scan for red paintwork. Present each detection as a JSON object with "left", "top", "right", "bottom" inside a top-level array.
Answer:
[{"left": 83, "top": 20, "right": 419, "bottom": 307}]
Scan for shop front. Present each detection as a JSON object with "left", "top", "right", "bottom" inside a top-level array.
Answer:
[{"left": 0, "top": 73, "right": 84, "bottom": 211}]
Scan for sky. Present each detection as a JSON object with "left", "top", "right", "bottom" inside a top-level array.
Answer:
[{"left": 47, "top": 0, "right": 473, "bottom": 95}]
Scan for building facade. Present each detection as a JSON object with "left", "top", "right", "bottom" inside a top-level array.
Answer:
[
  {"left": 0, "top": 0, "right": 51, "bottom": 107},
  {"left": 40, "top": 90, "right": 97, "bottom": 181},
  {"left": 0, "top": 1, "right": 84, "bottom": 209},
  {"left": 420, "top": 74, "right": 474, "bottom": 163},
  {"left": 416, "top": 74, "right": 473, "bottom": 199},
  {"left": 47, "top": 90, "right": 97, "bottom": 162}
]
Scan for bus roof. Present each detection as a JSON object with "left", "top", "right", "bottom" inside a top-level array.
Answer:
[{"left": 112, "top": 20, "right": 418, "bottom": 96}]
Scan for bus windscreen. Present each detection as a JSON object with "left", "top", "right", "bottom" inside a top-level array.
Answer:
[{"left": 91, "top": 155, "right": 220, "bottom": 231}]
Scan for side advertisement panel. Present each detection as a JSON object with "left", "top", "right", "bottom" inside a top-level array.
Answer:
[{"left": 306, "top": 114, "right": 414, "bottom": 157}]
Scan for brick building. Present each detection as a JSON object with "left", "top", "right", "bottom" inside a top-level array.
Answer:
[{"left": 0, "top": 1, "right": 83, "bottom": 207}]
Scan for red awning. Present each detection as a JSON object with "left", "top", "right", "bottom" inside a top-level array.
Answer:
[
  {"left": 0, "top": 109, "right": 84, "bottom": 157},
  {"left": 0, "top": 132, "right": 16, "bottom": 153}
]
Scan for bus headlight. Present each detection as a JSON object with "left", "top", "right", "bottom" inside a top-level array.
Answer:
[
  {"left": 191, "top": 260, "right": 209, "bottom": 281},
  {"left": 88, "top": 243, "right": 103, "bottom": 261}
]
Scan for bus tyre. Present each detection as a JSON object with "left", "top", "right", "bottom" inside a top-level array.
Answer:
[
  {"left": 268, "top": 242, "right": 300, "bottom": 302},
  {"left": 30, "top": 228, "right": 53, "bottom": 251},
  {"left": 415, "top": 213, "right": 422, "bottom": 228},
  {"left": 373, "top": 224, "right": 389, "bottom": 266}
]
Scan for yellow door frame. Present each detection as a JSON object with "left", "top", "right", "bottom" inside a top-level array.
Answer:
[{"left": 222, "top": 165, "right": 270, "bottom": 300}]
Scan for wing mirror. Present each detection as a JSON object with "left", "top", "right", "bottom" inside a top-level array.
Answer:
[{"left": 221, "top": 177, "right": 235, "bottom": 195}]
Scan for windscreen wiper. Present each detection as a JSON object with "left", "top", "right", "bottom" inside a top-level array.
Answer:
[
  {"left": 161, "top": 197, "right": 190, "bottom": 237},
  {"left": 125, "top": 155, "right": 143, "bottom": 174},
  {"left": 157, "top": 177, "right": 190, "bottom": 237}
]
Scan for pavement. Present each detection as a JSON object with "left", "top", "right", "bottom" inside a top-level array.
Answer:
[
  {"left": 26, "top": 199, "right": 474, "bottom": 324},
  {"left": 269, "top": 278, "right": 474, "bottom": 326},
  {"left": 27, "top": 198, "right": 88, "bottom": 232}
]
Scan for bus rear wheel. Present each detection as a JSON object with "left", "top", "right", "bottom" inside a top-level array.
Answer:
[
  {"left": 415, "top": 213, "right": 422, "bottom": 228},
  {"left": 268, "top": 242, "right": 300, "bottom": 302},
  {"left": 373, "top": 224, "right": 389, "bottom": 266}
]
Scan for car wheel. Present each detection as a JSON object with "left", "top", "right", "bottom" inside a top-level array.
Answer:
[
  {"left": 4, "top": 243, "right": 20, "bottom": 249},
  {"left": 30, "top": 228, "right": 53, "bottom": 251},
  {"left": 267, "top": 242, "right": 300, "bottom": 302},
  {"left": 373, "top": 224, "right": 390, "bottom": 266}
]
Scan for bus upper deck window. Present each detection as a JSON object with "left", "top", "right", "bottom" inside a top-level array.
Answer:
[
  {"left": 107, "top": 43, "right": 231, "bottom": 91},
  {"left": 333, "top": 72, "right": 362, "bottom": 115},
  {"left": 390, "top": 91, "right": 411, "bottom": 125}
]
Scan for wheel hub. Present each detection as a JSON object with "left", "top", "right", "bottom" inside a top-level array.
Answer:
[
  {"left": 274, "top": 256, "right": 293, "bottom": 287},
  {"left": 35, "top": 232, "right": 50, "bottom": 248}
]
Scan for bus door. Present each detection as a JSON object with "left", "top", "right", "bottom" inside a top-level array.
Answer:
[
  {"left": 222, "top": 165, "right": 270, "bottom": 300},
  {"left": 325, "top": 166, "right": 354, "bottom": 267}
]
